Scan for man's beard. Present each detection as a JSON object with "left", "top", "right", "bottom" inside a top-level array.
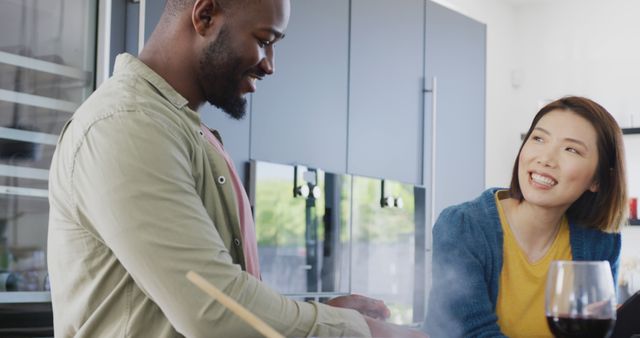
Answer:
[{"left": 198, "top": 27, "right": 247, "bottom": 120}]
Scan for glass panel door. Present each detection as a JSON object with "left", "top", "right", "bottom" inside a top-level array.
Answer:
[
  {"left": 0, "top": 0, "right": 98, "bottom": 299},
  {"left": 252, "top": 160, "right": 420, "bottom": 324},
  {"left": 350, "top": 177, "right": 416, "bottom": 324},
  {"left": 253, "top": 160, "right": 352, "bottom": 298}
]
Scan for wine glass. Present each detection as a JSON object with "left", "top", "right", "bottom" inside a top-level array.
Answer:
[{"left": 545, "top": 260, "right": 616, "bottom": 338}]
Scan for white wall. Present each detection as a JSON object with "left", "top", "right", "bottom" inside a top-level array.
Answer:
[
  {"left": 512, "top": 0, "right": 640, "bottom": 199},
  {"left": 433, "top": 0, "right": 640, "bottom": 199}
]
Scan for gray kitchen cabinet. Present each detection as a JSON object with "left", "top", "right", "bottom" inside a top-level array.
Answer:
[
  {"left": 414, "top": 1, "right": 486, "bottom": 320},
  {"left": 347, "top": 0, "right": 426, "bottom": 185},
  {"left": 125, "top": 0, "right": 350, "bottom": 184},
  {"left": 132, "top": 0, "right": 486, "bottom": 196},
  {"left": 423, "top": 0, "right": 486, "bottom": 222},
  {"left": 250, "top": 0, "right": 350, "bottom": 174}
]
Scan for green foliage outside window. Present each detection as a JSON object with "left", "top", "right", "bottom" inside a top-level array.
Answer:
[
  {"left": 255, "top": 175, "right": 415, "bottom": 246},
  {"left": 350, "top": 178, "right": 415, "bottom": 243}
]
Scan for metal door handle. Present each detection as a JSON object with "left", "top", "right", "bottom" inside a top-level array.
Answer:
[
  {"left": 138, "top": 0, "right": 146, "bottom": 54},
  {"left": 429, "top": 77, "right": 437, "bottom": 226}
]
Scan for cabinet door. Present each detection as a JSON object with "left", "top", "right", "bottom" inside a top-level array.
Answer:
[
  {"left": 424, "top": 0, "right": 486, "bottom": 222},
  {"left": 348, "top": 0, "right": 425, "bottom": 185},
  {"left": 250, "top": 0, "right": 350, "bottom": 174}
]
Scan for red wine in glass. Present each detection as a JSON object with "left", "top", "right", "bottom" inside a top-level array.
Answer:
[
  {"left": 546, "top": 315, "right": 615, "bottom": 338},
  {"left": 545, "top": 261, "right": 617, "bottom": 338}
]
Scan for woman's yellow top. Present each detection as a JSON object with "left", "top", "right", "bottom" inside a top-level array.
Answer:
[{"left": 495, "top": 191, "right": 572, "bottom": 338}]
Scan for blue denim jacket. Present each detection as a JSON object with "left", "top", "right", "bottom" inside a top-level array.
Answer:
[{"left": 424, "top": 188, "right": 621, "bottom": 338}]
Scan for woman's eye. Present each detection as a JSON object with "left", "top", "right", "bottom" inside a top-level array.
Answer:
[
  {"left": 531, "top": 136, "right": 543, "bottom": 142},
  {"left": 565, "top": 147, "right": 580, "bottom": 155}
]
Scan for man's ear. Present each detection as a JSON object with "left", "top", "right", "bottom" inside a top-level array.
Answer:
[{"left": 192, "top": 0, "right": 224, "bottom": 37}]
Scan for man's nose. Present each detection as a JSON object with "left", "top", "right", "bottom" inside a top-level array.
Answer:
[{"left": 260, "top": 47, "right": 275, "bottom": 75}]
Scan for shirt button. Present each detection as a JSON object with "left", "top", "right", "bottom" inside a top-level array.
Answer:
[
  {"left": 233, "top": 238, "right": 241, "bottom": 246},
  {"left": 217, "top": 176, "right": 226, "bottom": 184}
]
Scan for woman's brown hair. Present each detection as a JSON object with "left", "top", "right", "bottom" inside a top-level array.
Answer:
[{"left": 509, "top": 96, "right": 628, "bottom": 232}]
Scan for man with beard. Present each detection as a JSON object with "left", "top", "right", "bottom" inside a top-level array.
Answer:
[{"left": 47, "top": 0, "right": 428, "bottom": 337}]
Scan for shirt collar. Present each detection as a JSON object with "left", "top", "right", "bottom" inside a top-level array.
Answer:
[{"left": 113, "top": 53, "right": 190, "bottom": 110}]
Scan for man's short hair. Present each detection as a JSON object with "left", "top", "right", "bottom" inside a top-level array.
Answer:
[{"left": 165, "top": 0, "right": 251, "bottom": 17}]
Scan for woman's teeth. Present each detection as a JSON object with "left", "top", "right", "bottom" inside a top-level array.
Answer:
[{"left": 531, "top": 173, "right": 557, "bottom": 187}]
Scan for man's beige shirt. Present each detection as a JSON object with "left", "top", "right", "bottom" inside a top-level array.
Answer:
[{"left": 47, "top": 53, "right": 370, "bottom": 337}]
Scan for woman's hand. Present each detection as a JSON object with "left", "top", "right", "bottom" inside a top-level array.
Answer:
[{"left": 326, "top": 294, "right": 391, "bottom": 320}]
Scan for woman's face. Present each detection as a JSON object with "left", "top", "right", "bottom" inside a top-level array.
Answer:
[{"left": 518, "top": 109, "right": 600, "bottom": 211}]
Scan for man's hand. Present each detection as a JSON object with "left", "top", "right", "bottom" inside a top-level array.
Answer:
[
  {"left": 364, "top": 316, "right": 429, "bottom": 338},
  {"left": 326, "top": 294, "right": 390, "bottom": 320}
]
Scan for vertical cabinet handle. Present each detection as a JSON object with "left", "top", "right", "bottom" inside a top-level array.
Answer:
[
  {"left": 138, "top": 0, "right": 146, "bottom": 55},
  {"left": 429, "top": 77, "right": 437, "bottom": 226}
]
